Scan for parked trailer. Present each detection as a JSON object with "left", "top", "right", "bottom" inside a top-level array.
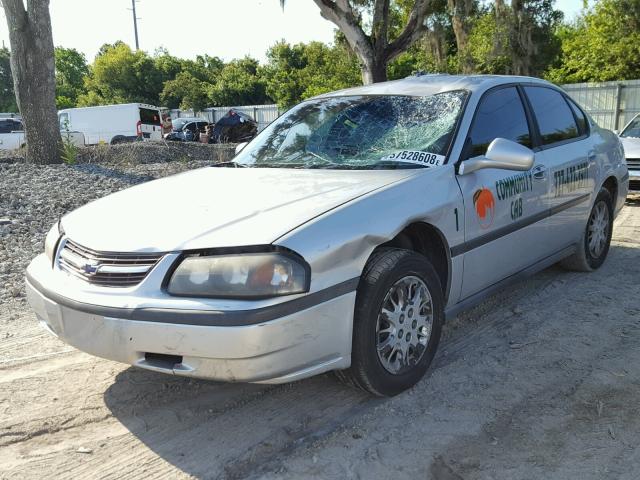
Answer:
[{"left": 58, "top": 103, "right": 163, "bottom": 145}]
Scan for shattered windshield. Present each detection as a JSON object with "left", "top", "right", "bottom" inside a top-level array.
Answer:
[{"left": 234, "top": 91, "right": 467, "bottom": 169}]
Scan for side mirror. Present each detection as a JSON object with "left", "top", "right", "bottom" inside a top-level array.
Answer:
[
  {"left": 235, "top": 142, "right": 248, "bottom": 155},
  {"left": 459, "top": 138, "right": 534, "bottom": 175}
]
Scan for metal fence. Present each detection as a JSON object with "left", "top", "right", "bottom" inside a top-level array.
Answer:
[
  {"left": 561, "top": 79, "right": 640, "bottom": 131},
  {"left": 169, "top": 105, "right": 281, "bottom": 132}
]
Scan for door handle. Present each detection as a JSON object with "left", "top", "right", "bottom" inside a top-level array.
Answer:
[{"left": 532, "top": 164, "right": 547, "bottom": 180}]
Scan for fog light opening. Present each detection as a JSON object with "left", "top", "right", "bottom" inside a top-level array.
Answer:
[{"left": 144, "top": 352, "right": 183, "bottom": 370}]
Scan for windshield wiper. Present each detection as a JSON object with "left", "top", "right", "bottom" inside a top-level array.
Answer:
[{"left": 211, "top": 161, "right": 249, "bottom": 168}]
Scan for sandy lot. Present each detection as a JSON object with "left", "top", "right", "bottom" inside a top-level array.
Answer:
[{"left": 1, "top": 192, "right": 639, "bottom": 480}]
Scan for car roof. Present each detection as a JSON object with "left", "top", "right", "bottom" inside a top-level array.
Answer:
[{"left": 314, "top": 74, "right": 553, "bottom": 99}]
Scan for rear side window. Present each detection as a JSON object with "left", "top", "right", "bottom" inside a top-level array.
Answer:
[
  {"left": 139, "top": 108, "right": 161, "bottom": 126},
  {"left": 565, "top": 97, "right": 588, "bottom": 135},
  {"left": 524, "top": 87, "right": 579, "bottom": 145},
  {"left": 467, "top": 87, "right": 532, "bottom": 158}
]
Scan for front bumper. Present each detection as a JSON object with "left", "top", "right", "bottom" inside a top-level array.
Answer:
[{"left": 26, "top": 254, "right": 355, "bottom": 383}]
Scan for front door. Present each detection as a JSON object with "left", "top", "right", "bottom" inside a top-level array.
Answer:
[{"left": 456, "top": 86, "right": 549, "bottom": 299}]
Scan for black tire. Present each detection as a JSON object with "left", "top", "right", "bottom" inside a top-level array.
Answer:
[
  {"left": 110, "top": 136, "right": 127, "bottom": 145},
  {"left": 335, "top": 248, "right": 444, "bottom": 396},
  {"left": 560, "top": 188, "right": 614, "bottom": 272}
]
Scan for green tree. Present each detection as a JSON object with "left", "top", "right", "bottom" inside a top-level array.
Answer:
[
  {"left": 54, "top": 47, "right": 89, "bottom": 109},
  {"left": 160, "top": 71, "right": 210, "bottom": 110},
  {"left": 506, "top": 0, "right": 563, "bottom": 76},
  {"left": 78, "top": 42, "right": 164, "bottom": 106},
  {"left": 264, "top": 40, "right": 360, "bottom": 109},
  {"left": 0, "top": 47, "right": 17, "bottom": 112},
  {"left": 208, "top": 57, "right": 268, "bottom": 106},
  {"left": 546, "top": 0, "right": 640, "bottom": 83}
]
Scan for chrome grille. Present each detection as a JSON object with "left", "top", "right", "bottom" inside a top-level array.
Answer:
[
  {"left": 58, "top": 239, "right": 163, "bottom": 287},
  {"left": 626, "top": 158, "right": 640, "bottom": 168}
]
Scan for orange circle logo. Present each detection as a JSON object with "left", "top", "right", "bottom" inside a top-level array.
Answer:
[{"left": 473, "top": 187, "right": 495, "bottom": 229}]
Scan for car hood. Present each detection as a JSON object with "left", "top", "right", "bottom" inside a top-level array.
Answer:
[
  {"left": 61, "top": 167, "right": 414, "bottom": 252},
  {"left": 621, "top": 136, "right": 640, "bottom": 159}
]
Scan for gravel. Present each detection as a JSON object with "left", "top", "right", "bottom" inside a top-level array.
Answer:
[{"left": 0, "top": 142, "right": 235, "bottom": 306}]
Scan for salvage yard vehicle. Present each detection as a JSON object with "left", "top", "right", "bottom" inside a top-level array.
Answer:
[
  {"left": 58, "top": 103, "right": 163, "bottom": 145},
  {"left": 164, "top": 117, "right": 210, "bottom": 142},
  {"left": 26, "top": 75, "right": 629, "bottom": 396},
  {"left": 0, "top": 117, "right": 85, "bottom": 149},
  {"left": 619, "top": 113, "right": 640, "bottom": 191},
  {"left": 0, "top": 117, "right": 25, "bottom": 149}
]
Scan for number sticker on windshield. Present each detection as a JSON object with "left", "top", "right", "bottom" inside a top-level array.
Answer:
[{"left": 381, "top": 150, "right": 445, "bottom": 167}]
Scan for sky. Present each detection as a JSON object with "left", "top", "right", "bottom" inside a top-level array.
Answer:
[{"left": 0, "top": 0, "right": 585, "bottom": 63}]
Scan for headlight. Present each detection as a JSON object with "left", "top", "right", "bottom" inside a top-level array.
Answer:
[
  {"left": 44, "top": 221, "right": 61, "bottom": 263},
  {"left": 167, "top": 251, "right": 310, "bottom": 299}
]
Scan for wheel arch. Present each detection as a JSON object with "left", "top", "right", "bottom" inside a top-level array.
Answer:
[
  {"left": 374, "top": 221, "right": 452, "bottom": 303},
  {"left": 601, "top": 175, "right": 618, "bottom": 201}
]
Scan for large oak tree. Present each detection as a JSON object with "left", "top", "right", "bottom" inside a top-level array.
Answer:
[
  {"left": 283, "top": 0, "right": 434, "bottom": 84},
  {"left": 2, "top": 0, "right": 61, "bottom": 164}
]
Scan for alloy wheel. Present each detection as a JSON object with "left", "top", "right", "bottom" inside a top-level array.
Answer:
[
  {"left": 587, "top": 200, "right": 610, "bottom": 258},
  {"left": 376, "top": 276, "right": 434, "bottom": 375}
]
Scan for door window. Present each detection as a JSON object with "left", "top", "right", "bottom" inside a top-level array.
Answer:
[
  {"left": 467, "top": 87, "right": 532, "bottom": 158},
  {"left": 139, "top": 108, "right": 161, "bottom": 126},
  {"left": 524, "top": 87, "right": 579, "bottom": 145}
]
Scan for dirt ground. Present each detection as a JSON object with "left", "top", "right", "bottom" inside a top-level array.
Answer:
[{"left": 1, "top": 194, "right": 639, "bottom": 480}]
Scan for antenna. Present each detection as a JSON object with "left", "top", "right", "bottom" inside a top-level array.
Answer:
[{"left": 128, "top": 0, "right": 141, "bottom": 50}]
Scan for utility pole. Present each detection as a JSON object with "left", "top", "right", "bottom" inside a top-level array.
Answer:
[{"left": 131, "top": 0, "right": 140, "bottom": 50}]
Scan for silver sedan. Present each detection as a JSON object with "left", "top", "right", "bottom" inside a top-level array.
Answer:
[{"left": 26, "top": 75, "right": 629, "bottom": 396}]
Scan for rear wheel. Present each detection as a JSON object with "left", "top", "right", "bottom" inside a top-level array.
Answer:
[
  {"left": 110, "top": 136, "right": 127, "bottom": 145},
  {"left": 560, "top": 188, "right": 613, "bottom": 271},
  {"left": 335, "top": 248, "right": 444, "bottom": 396}
]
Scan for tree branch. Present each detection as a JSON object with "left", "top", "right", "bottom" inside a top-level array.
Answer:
[
  {"left": 312, "top": 0, "right": 374, "bottom": 63},
  {"left": 371, "top": 0, "right": 391, "bottom": 55},
  {"left": 1, "top": 0, "right": 28, "bottom": 31},
  {"left": 385, "top": 0, "right": 432, "bottom": 61}
]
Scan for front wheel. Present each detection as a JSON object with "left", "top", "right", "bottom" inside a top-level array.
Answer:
[
  {"left": 335, "top": 248, "right": 444, "bottom": 396},
  {"left": 560, "top": 188, "right": 614, "bottom": 271}
]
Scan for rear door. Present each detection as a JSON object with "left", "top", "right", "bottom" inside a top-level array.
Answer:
[
  {"left": 522, "top": 86, "right": 595, "bottom": 250},
  {"left": 456, "top": 85, "right": 549, "bottom": 298},
  {"left": 138, "top": 107, "right": 163, "bottom": 140}
]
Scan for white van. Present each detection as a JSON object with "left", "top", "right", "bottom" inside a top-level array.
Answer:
[{"left": 58, "top": 103, "right": 163, "bottom": 145}]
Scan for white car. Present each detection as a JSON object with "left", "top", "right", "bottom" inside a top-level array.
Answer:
[
  {"left": 618, "top": 113, "right": 640, "bottom": 191},
  {"left": 26, "top": 75, "right": 628, "bottom": 396}
]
